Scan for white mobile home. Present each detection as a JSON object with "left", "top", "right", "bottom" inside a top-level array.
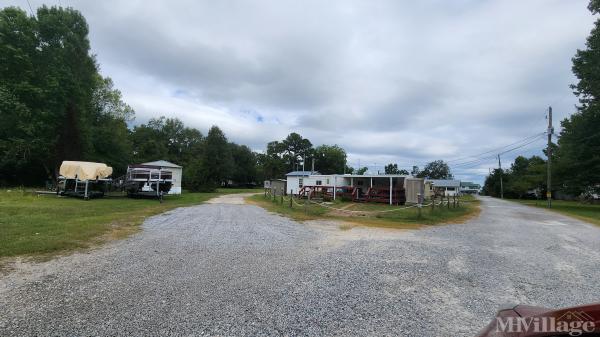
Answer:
[
  {"left": 285, "top": 171, "right": 425, "bottom": 204},
  {"left": 142, "top": 160, "right": 183, "bottom": 194},
  {"left": 426, "top": 179, "right": 461, "bottom": 196}
]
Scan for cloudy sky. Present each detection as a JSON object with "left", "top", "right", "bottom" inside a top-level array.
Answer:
[{"left": 9, "top": 0, "right": 597, "bottom": 182}]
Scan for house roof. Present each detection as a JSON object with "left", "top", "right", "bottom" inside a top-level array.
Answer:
[
  {"left": 427, "top": 179, "right": 461, "bottom": 187},
  {"left": 286, "top": 171, "right": 318, "bottom": 176},
  {"left": 461, "top": 181, "right": 481, "bottom": 188},
  {"left": 142, "top": 160, "right": 182, "bottom": 168}
]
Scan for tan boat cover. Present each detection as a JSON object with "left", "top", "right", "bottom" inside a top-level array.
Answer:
[{"left": 59, "top": 161, "right": 113, "bottom": 180}]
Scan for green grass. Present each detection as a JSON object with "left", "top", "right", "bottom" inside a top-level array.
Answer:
[
  {"left": 0, "top": 188, "right": 235, "bottom": 258},
  {"left": 510, "top": 199, "right": 600, "bottom": 226},
  {"left": 247, "top": 194, "right": 480, "bottom": 229}
]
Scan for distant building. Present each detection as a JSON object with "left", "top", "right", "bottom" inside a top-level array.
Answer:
[
  {"left": 460, "top": 181, "right": 481, "bottom": 195},
  {"left": 142, "top": 160, "right": 182, "bottom": 194},
  {"left": 427, "top": 179, "right": 461, "bottom": 196}
]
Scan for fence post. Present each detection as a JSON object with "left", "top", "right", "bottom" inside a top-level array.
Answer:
[
  {"left": 304, "top": 194, "right": 308, "bottom": 214},
  {"left": 457, "top": 195, "right": 460, "bottom": 207},
  {"left": 290, "top": 189, "right": 293, "bottom": 208},
  {"left": 447, "top": 195, "right": 450, "bottom": 209},
  {"left": 417, "top": 193, "right": 422, "bottom": 219},
  {"left": 431, "top": 195, "right": 435, "bottom": 211},
  {"left": 281, "top": 193, "right": 283, "bottom": 205}
]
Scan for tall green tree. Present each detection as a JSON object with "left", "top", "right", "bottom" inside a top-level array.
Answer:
[
  {"left": 0, "top": 6, "right": 135, "bottom": 184},
  {"left": 87, "top": 76, "right": 134, "bottom": 176},
  {"left": 555, "top": 0, "right": 600, "bottom": 195},
  {"left": 410, "top": 165, "right": 420, "bottom": 177},
  {"left": 280, "top": 133, "right": 313, "bottom": 171},
  {"left": 505, "top": 156, "right": 546, "bottom": 198},
  {"left": 384, "top": 163, "right": 409, "bottom": 175},
  {"left": 417, "top": 160, "right": 452, "bottom": 179},
  {"left": 229, "top": 143, "right": 257, "bottom": 186},
  {"left": 256, "top": 141, "right": 287, "bottom": 180},
  {"left": 199, "top": 126, "right": 233, "bottom": 191},
  {"left": 483, "top": 169, "right": 505, "bottom": 197},
  {"left": 313, "top": 145, "right": 347, "bottom": 174},
  {"left": 355, "top": 167, "right": 368, "bottom": 175}
]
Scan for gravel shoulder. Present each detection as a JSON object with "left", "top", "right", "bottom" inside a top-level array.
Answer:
[{"left": 1, "top": 195, "right": 599, "bottom": 336}]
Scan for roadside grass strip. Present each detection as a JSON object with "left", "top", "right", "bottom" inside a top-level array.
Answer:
[{"left": 248, "top": 193, "right": 480, "bottom": 229}]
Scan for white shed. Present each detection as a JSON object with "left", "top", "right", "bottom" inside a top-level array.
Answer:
[{"left": 142, "top": 160, "right": 182, "bottom": 194}]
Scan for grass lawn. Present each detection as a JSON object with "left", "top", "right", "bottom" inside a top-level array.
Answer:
[
  {"left": 0, "top": 187, "right": 261, "bottom": 259},
  {"left": 510, "top": 199, "right": 600, "bottom": 226},
  {"left": 247, "top": 194, "right": 480, "bottom": 229}
]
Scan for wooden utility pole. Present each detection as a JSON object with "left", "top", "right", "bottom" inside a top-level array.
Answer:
[
  {"left": 547, "top": 106, "right": 553, "bottom": 208},
  {"left": 498, "top": 154, "right": 504, "bottom": 199}
]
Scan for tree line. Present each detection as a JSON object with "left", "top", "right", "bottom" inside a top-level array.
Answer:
[
  {"left": 483, "top": 0, "right": 600, "bottom": 200},
  {"left": 0, "top": 6, "right": 455, "bottom": 191}
]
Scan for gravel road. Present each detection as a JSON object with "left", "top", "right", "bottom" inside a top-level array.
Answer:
[{"left": 1, "top": 196, "right": 600, "bottom": 336}]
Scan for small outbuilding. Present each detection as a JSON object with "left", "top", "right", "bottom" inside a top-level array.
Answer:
[
  {"left": 264, "top": 179, "right": 287, "bottom": 196},
  {"left": 142, "top": 160, "right": 182, "bottom": 194}
]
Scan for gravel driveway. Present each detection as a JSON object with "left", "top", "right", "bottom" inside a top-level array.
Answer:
[{"left": 1, "top": 196, "right": 599, "bottom": 336}]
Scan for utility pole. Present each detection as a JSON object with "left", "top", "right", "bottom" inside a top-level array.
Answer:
[
  {"left": 547, "top": 106, "right": 553, "bottom": 208},
  {"left": 498, "top": 154, "right": 504, "bottom": 199}
]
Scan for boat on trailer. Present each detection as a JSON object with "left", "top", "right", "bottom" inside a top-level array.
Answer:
[
  {"left": 123, "top": 164, "right": 173, "bottom": 201},
  {"left": 57, "top": 161, "right": 113, "bottom": 200}
]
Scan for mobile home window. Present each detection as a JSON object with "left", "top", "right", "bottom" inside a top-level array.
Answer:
[
  {"left": 326, "top": 179, "right": 330, "bottom": 184},
  {"left": 316, "top": 180, "right": 322, "bottom": 186},
  {"left": 299, "top": 178, "right": 303, "bottom": 188}
]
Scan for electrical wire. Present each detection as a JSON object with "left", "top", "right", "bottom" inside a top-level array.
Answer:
[
  {"left": 450, "top": 136, "right": 546, "bottom": 170},
  {"left": 25, "top": 0, "right": 34, "bottom": 16},
  {"left": 446, "top": 132, "right": 546, "bottom": 164}
]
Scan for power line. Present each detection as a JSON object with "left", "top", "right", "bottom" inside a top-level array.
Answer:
[
  {"left": 25, "top": 0, "right": 34, "bottom": 16},
  {"left": 450, "top": 136, "right": 546, "bottom": 170},
  {"left": 349, "top": 132, "right": 547, "bottom": 170},
  {"left": 449, "top": 136, "right": 545, "bottom": 169},
  {"left": 347, "top": 131, "right": 548, "bottom": 173},
  {"left": 446, "top": 132, "right": 545, "bottom": 164}
]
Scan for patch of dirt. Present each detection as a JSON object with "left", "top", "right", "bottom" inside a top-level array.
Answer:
[{"left": 206, "top": 193, "right": 260, "bottom": 205}]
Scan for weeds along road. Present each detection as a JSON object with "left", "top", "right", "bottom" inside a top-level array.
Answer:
[{"left": 1, "top": 195, "right": 600, "bottom": 336}]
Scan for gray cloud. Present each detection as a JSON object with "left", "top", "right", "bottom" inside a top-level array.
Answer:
[{"left": 8, "top": 0, "right": 596, "bottom": 183}]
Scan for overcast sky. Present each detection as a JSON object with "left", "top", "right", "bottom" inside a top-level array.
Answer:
[{"left": 8, "top": 0, "right": 597, "bottom": 183}]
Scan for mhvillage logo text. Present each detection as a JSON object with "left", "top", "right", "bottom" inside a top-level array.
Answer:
[{"left": 496, "top": 311, "right": 595, "bottom": 336}]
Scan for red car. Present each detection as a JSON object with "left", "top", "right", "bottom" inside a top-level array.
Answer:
[{"left": 477, "top": 303, "right": 600, "bottom": 337}]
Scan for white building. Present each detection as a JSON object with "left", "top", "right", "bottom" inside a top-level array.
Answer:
[
  {"left": 142, "top": 160, "right": 183, "bottom": 194},
  {"left": 426, "top": 179, "right": 461, "bottom": 196},
  {"left": 460, "top": 181, "right": 481, "bottom": 194},
  {"left": 285, "top": 171, "right": 425, "bottom": 204}
]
